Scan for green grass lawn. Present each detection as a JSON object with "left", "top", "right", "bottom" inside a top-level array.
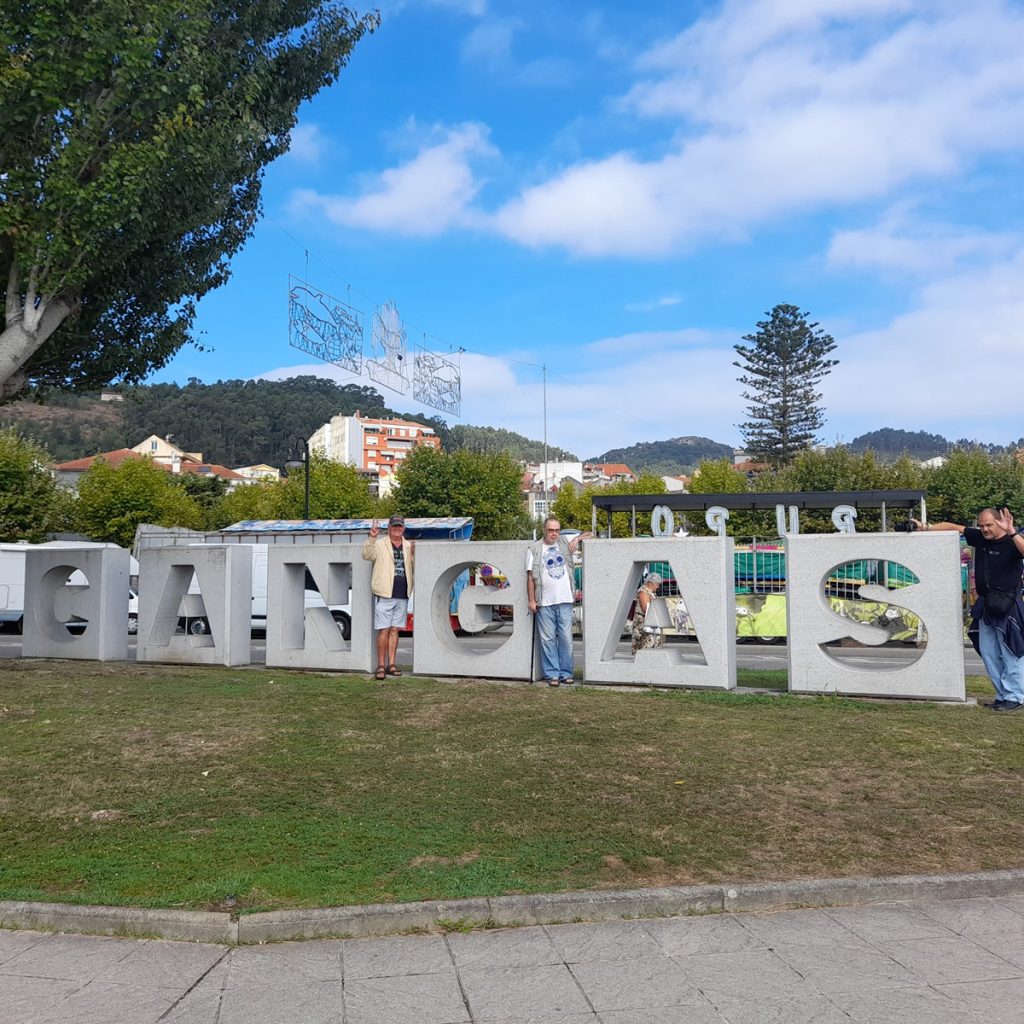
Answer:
[{"left": 1, "top": 660, "right": 1021, "bottom": 914}]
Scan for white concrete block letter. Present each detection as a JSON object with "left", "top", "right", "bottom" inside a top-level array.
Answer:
[
  {"left": 23, "top": 547, "right": 131, "bottom": 661},
  {"left": 785, "top": 533, "right": 965, "bottom": 701},
  {"left": 137, "top": 546, "right": 252, "bottom": 666},
  {"left": 264, "top": 545, "right": 374, "bottom": 671},
  {"left": 582, "top": 538, "right": 736, "bottom": 689},
  {"left": 412, "top": 541, "right": 533, "bottom": 680}
]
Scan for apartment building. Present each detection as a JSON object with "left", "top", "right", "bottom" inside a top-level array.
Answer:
[{"left": 308, "top": 411, "right": 441, "bottom": 494}]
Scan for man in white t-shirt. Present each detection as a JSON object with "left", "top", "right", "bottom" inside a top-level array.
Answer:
[{"left": 526, "top": 516, "right": 590, "bottom": 686}]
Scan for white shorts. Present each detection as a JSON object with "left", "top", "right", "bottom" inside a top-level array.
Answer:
[{"left": 374, "top": 597, "right": 409, "bottom": 630}]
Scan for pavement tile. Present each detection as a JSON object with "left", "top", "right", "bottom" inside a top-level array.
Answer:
[
  {"left": 217, "top": 978, "right": 344, "bottom": 1024},
  {"left": 644, "top": 915, "right": 763, "bottom": 957},
  {"left": 94, "top": 939, "right": 227, "bottom": 990},
  {"left": 937, "top": 976, "right": 1024, "bottom": 1024},
  {"left": 0, "top": 932, "right": 143, "bottom": 982},
  {"left": 771, "top": 942, "right": 927, "bottom": 995},
  {"left": 460, "top": 963, "right": 590, "bottom": 1020},
  {"left": 160, "top": 1000, "right": 221, "bottom": 1024},
  {"left": 996, "top": 896, "right": 1024, "bottom": 917},
  {"left": 226, "top": 940, "right": 343, "bottom": 983},
  {"left": 342, "top": 933, "right": 453, "bottom": 979},
  {"left": 735, "top": 908, "right": 866, "bottom": 949},
  {"left": 569, "top": 956, "right": 704, "bottom": 1011},
  {"left": 24, "top": 980, "right": 181, "bottom": 1024},
  {"left": 344, "top": 971, "right": 468, "bottom": 1024},
  {"left": 600, "top": 1004, "right": 729, "bottom": 1023},
  {"left": 0, "top": 930, "right": 48, "bottom": 967},
  {"left": 671, "top": 949, "right": 812, "bottom": 1004},
  {"left": 712, "top": 994, "right": 851, "bottom": 1024},
  {"left": 477, "top": 1015, "right": 600, "bottom": 1024},
  {"left": 833, "top": 983, "right": 988, "bottom": 1023},
  {"left": 919, "top": 897, "right": 1024, "bottom": 939},
  {"left": 159, "top": 961, "right": 230, "bottom": 1024},
  {"left": 0, "top": 974, "right": 81, "bottom": 1024},
  {"left": 824, "top": 903, "right": 954, "bottom": 944},
  {"left": 877, "top": 933, "right": 1023, "bottom": 985},
  {"left": 545, "top": 920, "right": 664, "bottom": 963},
  {"left": 446, "top": 927, "right": 561, "bottom": 971},
  {"left": 974, "top": 931, "right": 1024, "bottom": 969}
]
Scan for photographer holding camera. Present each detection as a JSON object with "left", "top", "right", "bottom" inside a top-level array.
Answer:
[{"left": 910, "top": 507, "right": 1024, "bottom": 711}]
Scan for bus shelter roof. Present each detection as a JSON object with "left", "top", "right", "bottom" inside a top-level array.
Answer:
[
  {"left": 589, "top": 490, "right": 926, "bottom": 514},
  {"left": 220, "top": 518, "right": 475, "bottom": 541}
]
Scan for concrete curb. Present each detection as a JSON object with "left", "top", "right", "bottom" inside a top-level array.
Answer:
[
  {"left": 4, "top": 869, "right": 1024, "bottom": 944},
  {"left": 0, "top": 901, "right": 236, "bottom": 944}
]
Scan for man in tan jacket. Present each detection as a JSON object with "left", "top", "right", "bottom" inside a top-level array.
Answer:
[{"left": 362, "top": 515, "right": 415, "bottom": 679}]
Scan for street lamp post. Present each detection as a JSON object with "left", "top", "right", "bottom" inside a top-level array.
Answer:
[{"left": 286, "top": 438, "right": 310, "bottom": 520}]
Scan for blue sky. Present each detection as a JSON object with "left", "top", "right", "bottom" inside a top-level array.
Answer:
[{"left": 153, "top": 0, "right": 1024, "bottom": 460}]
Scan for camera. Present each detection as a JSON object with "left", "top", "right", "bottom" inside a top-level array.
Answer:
[{"left": 893, "top": 519, "right": 919, "bottom": 533}]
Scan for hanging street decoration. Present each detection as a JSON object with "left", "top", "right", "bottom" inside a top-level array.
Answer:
[
  {"left": 367, "top": 300, "right": 409, "bottom": 395},
  {"left": 287, "top": 276, "right": 463, "bottom": 414},
  {"left": 287, "top": 277, "right": 364, "bottom": 374},
  {"left": 413, "top": 345, "right": 462, "bottom": 416}
]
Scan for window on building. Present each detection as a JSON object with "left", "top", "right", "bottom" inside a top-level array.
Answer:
[
  {"left": 150, "top": 440, "right": 158, "bottom": 451},
  {"left": 532, "top": 500, "right": 550, "bottom": 518}
]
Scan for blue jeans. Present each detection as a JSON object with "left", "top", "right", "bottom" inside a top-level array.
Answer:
[
  {"left": 536, "top": 602, "right": 574, "bottom": 680},
  {"left": 978, "top": 617, "right": 1024, "bottom": 704}
]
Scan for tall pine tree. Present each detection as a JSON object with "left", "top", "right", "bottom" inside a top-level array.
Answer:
[{"left": 734, "top": 304, "right": 838, "bottom": 467}]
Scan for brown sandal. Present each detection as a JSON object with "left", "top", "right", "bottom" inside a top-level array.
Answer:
[
  {"left": 374, "top": 666, "right": 386, "bottom": 680},
  {"left": 387, "top": 665, "right": 402, "bottom": 676}
]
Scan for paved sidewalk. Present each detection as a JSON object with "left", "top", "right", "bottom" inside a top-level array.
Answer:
[{"left": 4, "top": 894, "right": 1024, "bottom": 1023}]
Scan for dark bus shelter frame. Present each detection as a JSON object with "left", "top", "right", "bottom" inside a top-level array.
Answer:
[{"left": 589, "top": 490, "right": 928, "bottom": 538}]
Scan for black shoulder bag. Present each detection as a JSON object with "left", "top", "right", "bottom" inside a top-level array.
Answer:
[{"left": 982, "top": 547, "right": 1019, "bottom": 620}]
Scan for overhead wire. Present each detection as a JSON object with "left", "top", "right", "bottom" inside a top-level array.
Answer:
[{"left": 264, "top": 214, "right": 664, "bottom": 439}]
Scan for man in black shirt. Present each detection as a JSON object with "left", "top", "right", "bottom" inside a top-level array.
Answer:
[{"left": 914, "top": 507, "right": 1024, "bottom": 710}]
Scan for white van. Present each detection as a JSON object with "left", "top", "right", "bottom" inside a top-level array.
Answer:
[
  {"left": 0, "top": 542, "right": 140, "bottom": 634},
  {"left": 180, "top": 543, "right": 352, "bottom": 639}
]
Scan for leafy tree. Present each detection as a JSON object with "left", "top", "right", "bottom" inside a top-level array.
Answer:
[
  {"left": 734, "top": 304, "right": 838, "bottom": 467},
  {"left": 0, "top": 2, "right": 378, "bottom": 399},
  {"left": 0, "top": 428, "right": 70, "bottom": 540},
  {"left": 689, "top": 459, "right": 749, "bottom": 495},
  {"left": 286, "top": 452, "right": 376, "bottom": 520},
  {"left": 208, "top": 452, "right": 377, "bottom": 526},
  {"left": 587, "top": 436, "right": 732, "bottom": 475},
  {"left": 209, "top": 478, "right": 287, "bottom": 527},
  {"left": 552, "top": 473, "right": 667, "bottom": 538},
  {"left": 762, "top": 447, "right": 926, "bottom": 532},
  {"left": 449, "top": 424, "right": 576, "bottom": 462},
  {"left": 72, "top": 457, "right": 204, "bottom": 547},
  {"left": 848, "top": 427, "right": 948, "bottom": 460},
  {"left": 925, "top": 448, "right": 1024, "bottom": 525},
  {"left": 0, "top": 377, "right": 453, "bottom": 469},
  {"left": 175, "top": 472, "right": 227, "bottom": 528},
  {"left": 395, "top": 447, "right": 532, "bottom": 540}
]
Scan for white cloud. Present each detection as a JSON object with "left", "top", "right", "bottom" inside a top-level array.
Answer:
[
  {"left": 382, "top": 0, "right": 485, "bottom": 16},
  {"left": 260, "top": 233, "right": 1024, "bottom": 454},
  {"left": 827, "top": 210, "right": 1019, "bottom": 276},
  {"left": 289, "top": 123, "right": 494, "bottom": 237},
  {"left": 624, "top": 295, "right": 684, "bottom": 313},
  {"left": 259, "top": 330, "right": 745, "bottom": 457},
  {"left": 461, "top": 17, "right": 518, "bottom": 63},
  {"left": 424, "top": 0, "right": 486, "bottom": 15},
  {"left": 823, "top": 244, "right": 1024, "bottom": 442},
  {"left": 286, "top": 124, "right": 325, "bottom": 165},
  {"left": 460, "top": 16, "right": 575, "bottom": 87},
  {"left": 492, "top": 0, "right": 1024, "bottom": 256}
]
